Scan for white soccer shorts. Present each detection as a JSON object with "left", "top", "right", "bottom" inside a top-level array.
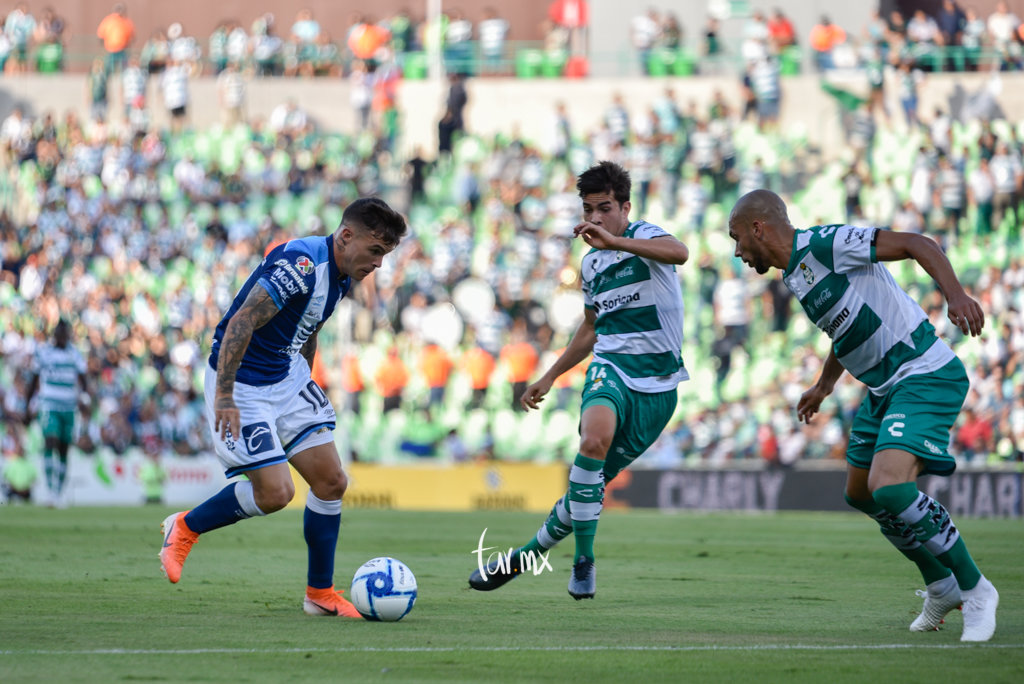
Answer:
[{"left": 203, "top": 361, "right": 336, "bottom": 478}]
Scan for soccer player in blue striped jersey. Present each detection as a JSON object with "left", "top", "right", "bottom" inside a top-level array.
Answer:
[
  {"left": 727, "top": 189, "right": 998, "bottom": 642},
  {"left": 469, "top": 161, "right": 689, "bottom": 599},
  {"left": 159, "top": 197, "right": 406, "bottom": 617}
]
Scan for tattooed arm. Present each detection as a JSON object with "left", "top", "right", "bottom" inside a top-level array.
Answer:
[
  {"left": 300, "top": 323, "right": 323, "bottom": 373},
  {"left": 214, "top": 285, "right": 280, "bottom": 440}
]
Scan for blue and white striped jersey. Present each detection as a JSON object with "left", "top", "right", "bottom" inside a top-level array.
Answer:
[{"left": 209, "top": 235, "right": 351, "bottom": 386}]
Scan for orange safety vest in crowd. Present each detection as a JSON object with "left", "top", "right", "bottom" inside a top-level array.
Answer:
[
  {"left": 419, "top": 344, "right": 453, "bottom": 389},
  {"left": 552, "top": 348, "right": 589, "bottom": 390},
  {"left": 97, "top": 13, "right": 134, "bottom": 53},
  {"left": 375, "top": 353, "right": 409, "bottom": 398},
  {"left": 310, "top": 350, "right": 329, "bottom": 391},
  {"left": 462, "top": 346, "right": 496, "bottom": 390},
  {"left": 500, "top": 341, "right": 539, "bottom": 384},
  {"left": 341, "top": 353, "right": 364, "bottom": 393},
  {"left": 809, "top": 24, "right": 845, "bottom": 52}
]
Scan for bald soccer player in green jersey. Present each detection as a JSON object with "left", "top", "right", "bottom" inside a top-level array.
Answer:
[
  {"left": 469, "top": 160, "right": 690, "bottom": 600},
  {"left": 727, "top": 189, "right": 998, "bottom": 642}
]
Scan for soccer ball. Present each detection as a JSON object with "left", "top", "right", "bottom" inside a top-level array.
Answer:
[{"left": 350, "top": 557, "right": 417, "bottom": 621}]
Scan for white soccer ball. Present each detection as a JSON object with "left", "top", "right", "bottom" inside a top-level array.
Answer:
[{"left": 350, "top": 557, "right": 417, "bottom": 621}]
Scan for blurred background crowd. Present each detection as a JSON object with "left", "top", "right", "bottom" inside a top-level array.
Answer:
[{"left": 1, "top": 1, "right": 1023, "bottom": 481}]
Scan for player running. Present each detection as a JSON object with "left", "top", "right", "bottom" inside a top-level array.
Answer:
[
  {"left": 726, "top": 189, "right": 998, "bottom": 641},
  {"left": 159, "top": 197, "right": 406, "bottom": 617},
  {"left": 24, "top": 319, "right": 92, "bottom": 507},
  {"left": 469, "top": 161, "right": 689, "bottom": 599}
]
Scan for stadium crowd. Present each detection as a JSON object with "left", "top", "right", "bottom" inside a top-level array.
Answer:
[
  {"left": 2, "top": 5, "right": 1024, "bottom": 480},
  {"left": 3, "top": 2, "right": 1024, "bottom": 77}
]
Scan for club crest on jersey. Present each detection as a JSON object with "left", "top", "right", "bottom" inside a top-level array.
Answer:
[
  {"left": 295, "top": 256, "right": 314, "bottom": 275},
  {"left": 799, "top": 262, "right": 815, "bottom": 285}
]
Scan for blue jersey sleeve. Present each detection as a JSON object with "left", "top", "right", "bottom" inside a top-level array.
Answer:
[{"left": 258, "top": 252, "right": 319, "bottom": 310}]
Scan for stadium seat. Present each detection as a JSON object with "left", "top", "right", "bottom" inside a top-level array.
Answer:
[
  {"left": 515, "top": 49, "right": 543, "bottom": 78},
  {"left": 35, "top": 43, "right": 62, "bottom": 73},
  {"left": 401, "top": 51, "right": 428, "bottom": 79}
]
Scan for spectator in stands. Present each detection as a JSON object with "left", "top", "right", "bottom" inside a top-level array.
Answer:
[
  {"left": 897, "top": 59, "right": 923, "bottom": 129},
  {"left": 631, "top": 8, "right": 660, "bottom": 75},
  {"left": 375, "top": 345, "right": 409, "bottom": 413},
  {"left": 289, "top": 8, "right": 321, "bottom": 77},
  {"left": 935, "top": 154, "right": 966, "bottom": 238},
  {"left": 419, "top": 341, "right": 454, "bottom": 414},
  {"left": 742, "top": 11, "right": 770, "bottom": 63},
  {"left": 968, "top": 157, "right": 996, "bottom": 237},
  {"left": 251, "top": 14, "right": 282, "bottom": 76},
  {"left": 86, "top": 58, "right": 110, "bottom": 123},
  {"left": 96, "top": 3, "right": 134, "bottom": 75},
  {"left": 160, "top": 57, "right": 191, "bottom": 134},
  {"left": 216, "top": 62, "right": 245, "bottom": 128},
  {"left": 767, "top": 8, "right": 796, "bottom": 50},
  {"left": 809, "top": 15, "right": 846, "bottom": 71},
  {"left": 445, "top": 8, "right": 474, "bottom": 75},
  {"left": 987, "top": 1, "right": 1021, "bottom": 68},
  {"left": 141, "top": 28, "right": 169, "bottom": 75},
  {"left": 660, "top": 13, "right": 683, "bottom": 51},
  {"left": 500, "top": 318, "right": 539, "bottom": 411},
  {"left": 4, "top": 3, "right": 34, "bottom": 74},
  {"left": 478, "top": 6, "right": 509, "bottom": 74},
  {"left": 990, "top": 141, "right": 1022, "bottom": 231},
  {"left": 937, "top": 0, "right": 966, "bottom": 47},
  {"left": 907, "top": 9, "right": 941, "bottom": 47}
]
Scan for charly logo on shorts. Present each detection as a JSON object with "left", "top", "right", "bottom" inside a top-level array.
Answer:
[
  {"left": 295, "top": 256, "right": 314, "bottom": 275},
  {"left": 241, "top": 422, "right": 274, "bottom": 454}
]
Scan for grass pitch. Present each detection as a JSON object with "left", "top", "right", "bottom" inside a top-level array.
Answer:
[{"left": 0, "top": 506, "right": 1020, "bottom": 683}]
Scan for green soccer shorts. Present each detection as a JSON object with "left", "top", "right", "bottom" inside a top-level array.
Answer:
[
  {"left": 580, "top": 362, "right": 678, "bottom": 482},
  {"left": 41, "top": 409, "right": 76, "bottom": 444},
  {"left": 847, "top": 358, "right": 969, "bottom": 476}
]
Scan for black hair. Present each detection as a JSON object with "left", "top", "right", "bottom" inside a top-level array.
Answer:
[
  {"left": 576, "top": 161, "right": 631, "bottom": 205},
  {"left": 341, "top": 197, "right": 407, "bottom": 248}
]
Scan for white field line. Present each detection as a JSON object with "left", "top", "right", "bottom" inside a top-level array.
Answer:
[{"left": 2, "top": 644, "right": 1022, "bottom": 656}]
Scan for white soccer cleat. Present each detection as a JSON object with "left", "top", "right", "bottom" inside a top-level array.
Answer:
[
  {"left": 960, "top": 576, "right": 998, "bottom": 642},
  {"left": 909, "top": 574, "right": 961, "bottom": 632}
]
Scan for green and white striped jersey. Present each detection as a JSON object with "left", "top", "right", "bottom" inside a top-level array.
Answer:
[
  {"left": 30, "top": 343, "right": 85, "bottom": 412},
  {"left": 581, "top": 220, "right": 688, "bottom": 393},
  {"left": 784, "top": 224, "right": 955, "bottom": 396}
]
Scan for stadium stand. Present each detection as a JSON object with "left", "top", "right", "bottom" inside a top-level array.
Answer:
[{"left": 2, "top": 2, "right": 1023, "bottom": 473}]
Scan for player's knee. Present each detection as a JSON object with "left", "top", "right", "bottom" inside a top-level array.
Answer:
[
  {"left": 254, "top": 480, "right": 295, "bottom": 513},
  {"left": 311, "top": 469, "right": 347, "bottom": 501},
  {"left": 578, "top": 434, "right": 611, "bottom": 461}
]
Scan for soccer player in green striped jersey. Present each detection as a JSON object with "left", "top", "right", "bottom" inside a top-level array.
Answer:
[
  {"left": 24, "top": 319, "right": 93, "bottom": 507},
  {"left": 727, "top": 189, "right": 998, "bottom": 642},
  {"left": 469, "top": 161, "right": 689, "bottom": 599}
]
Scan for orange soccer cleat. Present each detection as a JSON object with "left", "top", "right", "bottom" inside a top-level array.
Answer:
[
  {"left": 303, "top": 585, "right": 362, "bottom": 618},
  {"left": 159, "top": 512, "right": 199, "bottom": 584}
]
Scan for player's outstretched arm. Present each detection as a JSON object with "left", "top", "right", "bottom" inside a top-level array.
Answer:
[
  {"left": 797, "top": 348, "right": 844, "bottom": 424},
  {"left": 521, "top": 310, "right": 597, "bottom": 411},
  {"left": 214, "top": 285, "right": 280, "bottom": 439},
  {"left": 574, "top": 222, "right": 689, "bottom": 265},
  {"left": 874, "top": 230, "right": 984, "bottom": 337}
]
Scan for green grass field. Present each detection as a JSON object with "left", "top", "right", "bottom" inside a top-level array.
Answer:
[{"left": 0, "top": 506, "right": 1020, "bottom": 683}]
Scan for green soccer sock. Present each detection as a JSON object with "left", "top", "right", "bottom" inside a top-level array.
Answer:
[
  {"left": 43, "top": 446, "right": 56, "bottom": 492},
  {"left": 873, "top": 483, "right": 982, "bottom": 591},
  {"left": 845, "top": 494, "right": 951, "bottom": 585},
  {"left": 568, "top": 455, "right": 605, "bottom": 561},
  {"left": 520, "top": 494, "right": 572, "bottom": 557}
]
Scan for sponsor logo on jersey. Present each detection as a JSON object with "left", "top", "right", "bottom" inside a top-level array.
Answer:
[
  {"left": 923, "top": 439, "right": 943, "bottom": 455},
  {"left": 844, "top": 227, "right": 869, "bottom": 245},
  {"left": 273, "top": 259, "right": 310, "bottom": 293},
  {"left": 812, "top": 288, "right": 832, "bottom": 310},
  {"left": 241, "top": 422, "right": 274, "bottom": 454},
  {"left": 296, "top": 256, "right": 314, "bottom": 275},
  {"left": 823, "top": 307, "right": 850, "bottom": 336},
  {"left": 800, "top": 262, "right": 815, "bottom": 285},
  {"left": 595, "top": 291, "right": 640, "bottom": 312}
]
